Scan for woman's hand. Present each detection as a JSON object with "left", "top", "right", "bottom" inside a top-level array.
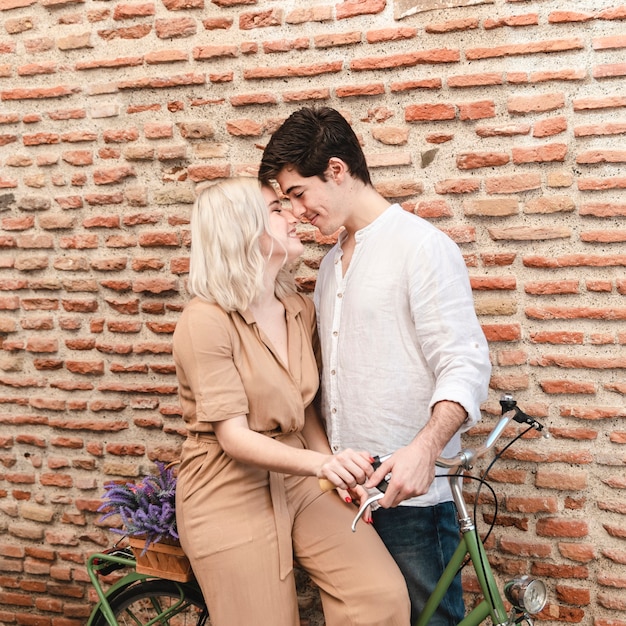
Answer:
[
  {"left": 348, "top": 484, "right": 374, "bottom": 523},
  {"left": 316, "top": 449, "right": 374, "bottom": 491}
]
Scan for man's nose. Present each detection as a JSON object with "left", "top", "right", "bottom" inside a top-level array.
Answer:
[{"left": 290, "top": 201, "right": 306, "bottom": 219}]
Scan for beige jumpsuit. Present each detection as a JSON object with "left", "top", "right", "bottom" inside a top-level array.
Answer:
[{"left": 173, "top": 294, "right": 410, "bottom": 626}]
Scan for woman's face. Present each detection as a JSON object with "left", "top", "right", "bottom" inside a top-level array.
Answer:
[{"left": 261, "top": 185, "right": 304, "bottom": 263}]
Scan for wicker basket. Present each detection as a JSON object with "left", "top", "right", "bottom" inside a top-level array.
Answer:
[{"left": 128, "top": 537, "right": 193, "bottom": 583}]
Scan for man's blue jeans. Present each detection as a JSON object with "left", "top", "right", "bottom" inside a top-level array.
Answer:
[{"left": 372, "top": 502, "right": 464, "bottom": 626}]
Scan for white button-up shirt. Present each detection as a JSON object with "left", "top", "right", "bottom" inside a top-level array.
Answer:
[{"left": 314, "top": 204, "right": 491, "bottom": 506}]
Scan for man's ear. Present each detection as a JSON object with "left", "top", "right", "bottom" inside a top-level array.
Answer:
[{"left": 326, "top": 157, "right": 348, "bottom": 183}]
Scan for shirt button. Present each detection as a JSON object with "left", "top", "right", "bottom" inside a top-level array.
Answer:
[
  {"left": 331, "top": 369, "right": 336, "bottom": 375},
  {"left": 337, "top": 292, "right": 343, "bottom": 298},
  {"left": 331, "top": 408, "right": 337, "bottom": 414},
  {"left": 332, "top": 445, "right": 339, "bottom": 452},
  {"left": 333, "top": 331, "right": 338, "bottom": 336}
]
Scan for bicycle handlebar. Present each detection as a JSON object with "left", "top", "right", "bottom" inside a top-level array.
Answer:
[
  {"left": 435, "top": 404, "right": 545, "bottom": 471},
  {"left": 318, "top": 400, "right": 545, "bottom": 494},
  {"left": 318, "top": 397, "right": 547, "bottom": 530}
]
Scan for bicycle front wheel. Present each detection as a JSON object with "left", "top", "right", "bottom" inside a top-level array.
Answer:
[{"left": 92, "top": 578, "right": 210, "bottom": 626}]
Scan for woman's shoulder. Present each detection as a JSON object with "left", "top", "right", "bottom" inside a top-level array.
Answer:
[{"left": 179, "top": 297, "right": 233, "bottom": 325}]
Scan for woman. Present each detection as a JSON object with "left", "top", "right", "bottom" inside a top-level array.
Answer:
[{"left": 173, "top": 177, "right": 410, "bottom": 626}]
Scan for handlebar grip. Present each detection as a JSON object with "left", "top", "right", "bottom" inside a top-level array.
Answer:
[
  {"left": 318, "top": 478, "right": 336, "bottom": 492},
  {"left": 371, "top": 456, "right": 389, "bottom": 493}
]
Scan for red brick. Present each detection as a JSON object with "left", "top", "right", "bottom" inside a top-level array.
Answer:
[
  {"left": 336, "top": 0, "right": 385, "bottom": 20},
  {"left": 238, "top": 8, "right": 282, "bottom": 29},
  {"left": 556, "top": 584, "right": 591, "bottom": 606},
  {"left": 425, "top": 17, "right": 478, "bottom": 33},
  {"left": 230, "top": 93, "right": 277, "bottom": 107},
  {"left": 484, "top": 13, "right": 538, "bottom": 29},
  {"left": 434, "top": 178, "right": 479, "bottom": 194},
  {"left": 482, "top": 324, "right": 521, "bottom": 342},
  {"left": 314, "top": 32, "right": 361, "bottom": 49},
  {"left": 534, "top": 116, "right": 567, "bottom": 137},
  {"left": 512, "top": 143, "right": 567, "bottom": 165},
  {"left": 508, "top": 92, "right": 565, "bottom": 114},
  {"left": 457, "top": 151, "right": 508, "bottom": 169},
  {"left": 113, "top": 2, "right": 154, "bottom": 19},
  {"left": 97, "top": 24, "right": 152, "bottom": 40},
  {"left": 366, "top": 27, "right": 416, "bottom": 43},
  {"left": 485, "top": 172, "right": 542, "bottom": 194},
  {"left": 530, "top": 69, "right": 586, "bottom": 83},
  {"left": 578, "top": 176, "right": 626, "bottom": 191},
  {"left": 549, "top": 11, "right": 594, "bottom": 23},
  {"left": 352, "top": 49, "right": 459, "bottom": 72},
  {"left": 594, "top": 34, "right": 626, "bottom": 51},
  {"left": 448, "top": 73, "right": 503, "bottom": 88},
  {"left": 390, "top": 78, "right": 441, "bottom": 92},
  {"left": 244, "top": 62, "right": 343, "bottom": 80},
  {"left": 577, "top": 150, "right": 626, "bottom": 164},
  {"left": 573, "top": 95, "right": 626, "bottom": 111},
  {"left": 404, "top": 103, "right": 456, "bottom": 122},
  {"left": 457, "top": 100, "right": 495, "bottom": 120},
  {"left": 467, "top": 38, "right": 583, "bottom": 60}
]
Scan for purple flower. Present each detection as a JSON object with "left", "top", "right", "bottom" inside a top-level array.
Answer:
[{"left": 98, "top": 461, "right": 178, "bottom": 550}]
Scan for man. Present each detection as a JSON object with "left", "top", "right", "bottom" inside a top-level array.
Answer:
[{"left": 259, "top": 107, "right": 491, "bottom": 625}]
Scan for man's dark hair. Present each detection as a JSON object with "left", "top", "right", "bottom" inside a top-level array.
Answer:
[{"left": 259, "top": 107, "right": 372, "bottom": 186}]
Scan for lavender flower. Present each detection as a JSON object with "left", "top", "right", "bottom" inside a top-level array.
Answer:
[{"left": 98, "top": 461, "right": 178, "bottom": 552}]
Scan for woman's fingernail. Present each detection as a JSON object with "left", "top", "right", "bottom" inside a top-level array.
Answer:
[{"left": 345, "top": 496, "right": 352, "bottom": 503}]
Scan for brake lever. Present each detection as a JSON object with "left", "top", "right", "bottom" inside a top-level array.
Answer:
[
  {"left": 351, "top": 492, "right": 385, "bottom": 532},
  {"left": 350, "top": 453, "right": 392, "bottom": 531}
]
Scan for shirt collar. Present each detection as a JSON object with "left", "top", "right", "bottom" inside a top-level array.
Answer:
[
  {"left": 339, "top": 203, "right": 400, "bottom": 246},
  {"left": 240, "top": 293, "right": 304, "bottom": 325}
]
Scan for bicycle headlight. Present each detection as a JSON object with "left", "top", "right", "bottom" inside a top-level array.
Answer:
[{"left": 504, "top": 576, "right": 547, "bottom": 614}]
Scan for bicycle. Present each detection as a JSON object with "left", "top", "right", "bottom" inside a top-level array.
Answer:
[
  {"left": 86, "top": 395, "right": 548, "bottom": 626},
  {"left": 348, "top": 394, "right": 549, "bottom": 626},
  {"left": 86, "top": 545, "right": 209, "bottom": 626}
]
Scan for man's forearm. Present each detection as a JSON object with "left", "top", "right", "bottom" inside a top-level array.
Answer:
[{"left": 410, "top": 400, "right": 468, "bottom": 457}]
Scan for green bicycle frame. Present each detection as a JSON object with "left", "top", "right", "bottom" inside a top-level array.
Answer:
[
  {"left": 415, "top": 527, "right": 508, "bottom": 626},
  {"left": 86, "top": 551, "right": 192, "bottom": 626}
]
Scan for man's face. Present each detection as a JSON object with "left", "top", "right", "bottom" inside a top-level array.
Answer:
[{"left": 275, "top": 166, "right": 345, "bottom": 237}]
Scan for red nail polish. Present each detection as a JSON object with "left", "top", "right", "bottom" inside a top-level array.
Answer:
[{"left": 345, "top": 496, "right": 352, "bottom": 503}]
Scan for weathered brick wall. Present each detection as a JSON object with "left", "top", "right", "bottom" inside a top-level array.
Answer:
[{"left": 0, "top": 0, "right": 625, "bottom": 624}]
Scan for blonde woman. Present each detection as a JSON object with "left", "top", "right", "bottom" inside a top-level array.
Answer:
[{"left": 173, "top": 177, "right": 409, "bottom": 626}]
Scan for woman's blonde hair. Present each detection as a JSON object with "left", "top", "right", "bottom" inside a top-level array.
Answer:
[{"left": 188, "top": 176, "right": 297, "bottom": 311}]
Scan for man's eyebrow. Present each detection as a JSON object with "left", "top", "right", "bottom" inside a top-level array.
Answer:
[{"left": 284, "top": 185, "right": 300, "bottom": 196}]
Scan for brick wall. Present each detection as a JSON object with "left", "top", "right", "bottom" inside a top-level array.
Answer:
[{"left": 0, "top": 0, "right": 625, "bottom": 624}]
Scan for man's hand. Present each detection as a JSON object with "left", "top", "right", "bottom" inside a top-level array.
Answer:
[
  {"left": 366, "top": 441, "right": 437, "bottom": 508},
  {"left": 365, "top": 400, "right": 468, "bottom": 508}
]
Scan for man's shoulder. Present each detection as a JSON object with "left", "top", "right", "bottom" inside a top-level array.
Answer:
[{"left": 383, "top": 204, "right": 451, "bottom": 245}]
